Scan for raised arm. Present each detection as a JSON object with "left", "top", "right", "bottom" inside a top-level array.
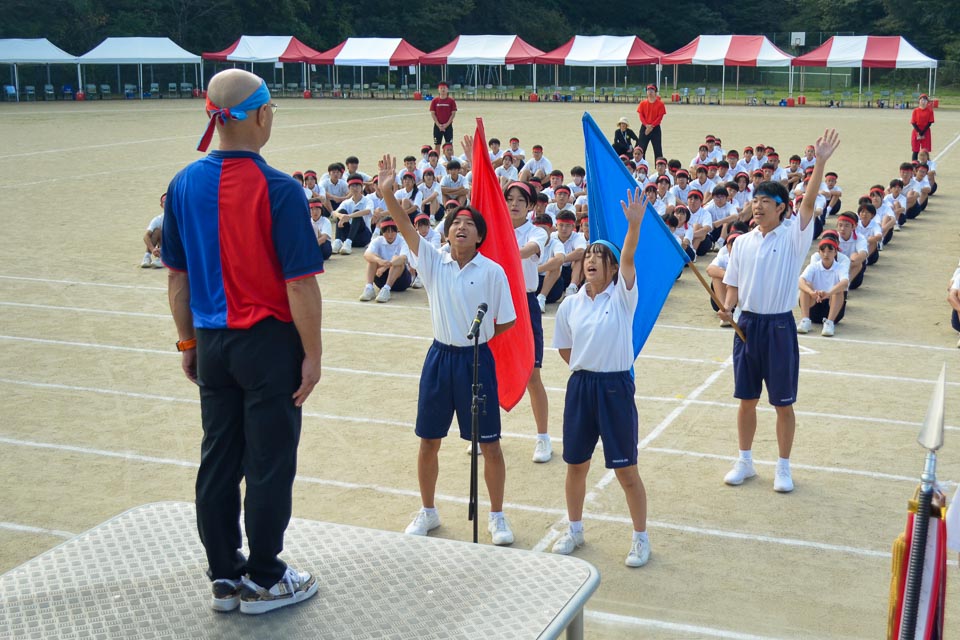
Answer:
[
  {"left": 618, "top": 188, "right": 649, "bottom": 290},
  {"left": 378, "top": 155, "right": 421, "bottom": 255}
]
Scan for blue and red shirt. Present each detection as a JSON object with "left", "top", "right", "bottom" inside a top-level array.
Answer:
[{"left": 162, "top": 150, "right": 324, "bottom": 329}]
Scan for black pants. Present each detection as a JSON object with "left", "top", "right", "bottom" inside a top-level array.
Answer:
[
  {"left": 336, "top": 217, "right": 372, "bottom": 247},
  {"left": 849, "top": 263, "right": 866, "bottom": 290},
  {"left": 195, "top": 317, "right": 304, "bottom": 588},
  {"left": 809, "top": 294, "right": 846, "bottom": 324},
  {"left": 637, "top": 125, "right": 662, "bottom": 161}
]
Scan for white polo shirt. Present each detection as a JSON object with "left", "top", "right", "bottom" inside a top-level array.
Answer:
[
  {"left": 365, "top": 235, "right": 409, "bottom": 261},
  {"left": 951, "top": 267, "right": 960, "bottom": 291},
  {"left": 688, "top": 207, "right": 713, "bottom": 231},
  {"left": 838, "top": 232, "right": 868, "bottom": 259},
  {"left": 321, "top": 177, "right": 349, "bottom": 199},
  {"left": 538, "top": 236, "right": 565, "bottom": 268},
  {"left": 417, "top": 238, "right": 516, "bottom": 347},
  {"left": 496, "top": 165, "right": 519, "bottom": 182},
  {"left": 524, "top": 156, "right": 552, "bottom": 175},
  {"left": 709, "top": 246, "right": 730, "bottom": 270},
  {"left": 515, "top": 220, "right": 548, "bottom": 292},
  {"left": 393, "top": 187, "right": 423, "bottom": 211},
  {"left": 723, "top": 216, "right": 815, "bottom": 314},
  {"left": 669, "top": 183, "right": 692, "bottom": 203},
  {"left": 706, "top": 201, "right": 736, "bottom": 224},
  {"left": 553, "top": 230, "right": 587, "bottom": 264},
  {"left": 673, "top": 223, "right": 694, "bottom": 245},
  {"left": 146, "top": 214, "right": 163, "bottom": 233},
  {"left": 801, "top": 258, "right": 849, "bottom": 292},
  {"left": 553, "top": 273, "right": 638, "bottom": 372},
  {"left": 336, "top": 195, "right": 374, "bottom": 226},
  {"left": 857, "top": 219, "right": 882, "bottom": 239},
  {"left": 419, "top": 227, "right": 442, "bottom": 249},
  {"left": 545, "top": 202, "right": 576, "bottom": 224},
  {"left": 311, "top": 216, "right": 332, "bottom": 240}
]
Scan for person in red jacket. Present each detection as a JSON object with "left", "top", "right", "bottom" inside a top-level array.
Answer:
[
  {"left": 635, "top": 84, "right": 665, "bottom": 162},
  {"left": 910, "top": 94, "right": 934, "bottom": 160}
]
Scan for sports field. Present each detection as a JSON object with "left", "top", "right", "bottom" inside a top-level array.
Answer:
[{"left": 1, "top": 96, "right": 959, "bottom": 639}]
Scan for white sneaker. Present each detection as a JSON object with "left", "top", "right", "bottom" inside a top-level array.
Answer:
[
  {"left": 140, "top": 253, "right": 152, "bottom": 268},
  {"left": 536, "top": 293, "right": 546, "bottom": 313},
  {"left": 774, "top": 467, "right": 795, "bottom": 493},
  {"left": 723, "top": 458, "right": 756, "bottom": 486},
  {"left": 405, "top": 509, "right": 441, "bottom": 535},
  {"left": 719, "top": 318, "right": 731, "bottom": 328},
  {"left": 565, "top": 283, "right": 578, "bottom": 296},
  {"left": 331, "top": 239, "right": 343, "bottom": 253},
  {"left": 625, "top": 538, "right": 651, "bottom": 568},
  {"left": 359, "top": 285, "right": 375, "bottom": 301},
  {"left": 894, "top": 223, "right": 902, "bottom": 232},
  {"left": 488, "top": 514, "right": 515, "bottom": 546},
  {"left": 239, "top": 567, "right": 318, "bottom": 615},
  {"left": 210, "top": 578, "right": 242, "bottom": 612},
  {"left": 411, "top": 275, "right": 423, "bottom": 289},
  {"left": 797, "top": 317, "right": 812, "bottom": 334},
  {"left": 376, "top": 287, "right": 391, "bottom": 303},
  {"left": 151, "top": 256, "right": 163, "bottom": 269},
  {"left": 956, "top": 334, "right": 960, "bottom": 349},
  {"left": 551, "top": 529, "right": 585, "bottom": 555},
  {"left": 340, "top": 239, "right": 353, "bottom": 255},
  {"left": 821, "top": 319, "right": 835, "bottom": 337},
  {"left": 532, "top": 438, "right": 552, "bottom": 463}
]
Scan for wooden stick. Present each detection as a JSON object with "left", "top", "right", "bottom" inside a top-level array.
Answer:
[{"left": 686, "top": 258, "right": 747, "bottom": 342}]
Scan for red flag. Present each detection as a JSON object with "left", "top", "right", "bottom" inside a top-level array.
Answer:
[{"left": 470, "top": 118, "right": 533, "bottom": 410}]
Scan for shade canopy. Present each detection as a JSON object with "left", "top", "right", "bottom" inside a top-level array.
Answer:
[
  {"left": 202, "top": 36, "right": 321, "bottom": 63},
  {"left": 0, "top": 38, "right": 76, "bottom": 64},
  {"left": 78, "top": 37, "right": 199, "bottom": 64},
  {"left": 311, "top": 37, "right": 424, "bottom": 66},
  {"left": 537, "top": 35, "right": 663, "bottom": 67},
  {"left": 420, "top": 35, "right": 544, "bottom": 65},
  {"left": 792, "top": 36, "right": 937, "bottom": 69},
  {"left": 662, "top": 35, "right": 792, "bottom": 67}
]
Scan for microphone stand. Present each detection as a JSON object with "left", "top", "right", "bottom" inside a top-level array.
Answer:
[{"left": 467, "top": 321, "right": 487, "bottom": 544}]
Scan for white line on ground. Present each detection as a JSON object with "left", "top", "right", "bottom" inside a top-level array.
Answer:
[
  {"left": 584, "top": 610, "right": 790, "bottom": 640},
  {"left": 0, "top": 433, "right": 894, "bottom": 559},
  {"left": 934, "top": 130, "right": 960, "bottom": 162},
  {"left": 0, "top": 521, "right": 75, "bottom": 539}
]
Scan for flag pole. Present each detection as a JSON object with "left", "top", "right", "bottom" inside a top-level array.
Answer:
[{"left": 686, "top": 258, "right": 746, "bottom": 342}]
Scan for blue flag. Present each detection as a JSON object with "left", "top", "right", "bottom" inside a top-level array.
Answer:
[{"left": 582, "top": 112, "right": 689, "bottom": 359}]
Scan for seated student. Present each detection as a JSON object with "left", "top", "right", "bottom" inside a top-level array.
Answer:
[
  {"left": 333, "top": 174, "right": 375, "bottom": 255},
  {"left": 800, "top": 144, "right": 817, "bottom": 171},
  {"left": 856, "top": 203, "right": 883, "bottom": 264},
  {"left": 414, "top": 213, "right": 441, "bottom": 249},
  {"left": 690, "top": 165, "right": 715, "bottom": 204},
  {"left": 704, "top": 185, "right": 738, "bottom": 247},
  {"left": 345, "top": 156, "right": 374, "bottom": 185},
  {"left": 947, "top": 263, "right": 960, "bottom": 347},
  {"left": 396, "top": 155, "right": 423, "bottom": 183},
  {"left": 567, "top": 165, "right": 587, "bottom": 197},
  {"left": 867, "top": 187, "right": 898, "bottom": 246},
  {"left": 667, "top": 158, "right": 683, "bottom": 179},
  {"left": 439, "top": 142, "right": 457, "bottom": 167},
  {"left": 835, "top": 211, "right": 868, "bottom": 290},
  {"left": 644, "top": 182, "right": 665, "bottom": 216},
  {"left": 394, "top": 171, "right": 423, "bottom": 223},
  {"left": 797, "top": 235, "right": 850, "bottom": 337},
  {"left": 650, "top": 157, "right": 673, "bottom": 185},
  {"left": 419, "top": 168, "right": 443, "bottom": 220},
  {"left": 574, "top": 192, "right": 589, "bottom": 219},
  {"left": 886, "top": 178, "right": 908, "bottom": 227},
  {"left": 422, "top": 150, "right": 446, "bottom": 181},
  {"left": 686, "top": 190, "right": 714, "bottom": 256},
  {"left": 434, "top": 200, "right": 461, "bottom": 244},
  {"left": 732, "top": 173, "right": 751, "bottom": 211},
  {"left": 359, "top": 217, "right": 411, "bottom": 303},
  {"left": 654, "top": 175, "right": 675, "bottom": 216},
  {"left": 417, "top": 144, "right": 433, "bottom": 169},
  {"left": 292, "top": 170, "right": 311, "bottom": 201},
  {"left": 309, "top": 201, "right": 334, "bottom": 260},
  {"left": 917, "top": 149, "right": 937, "bottom": 194},
  {"left": 507, "top": 137, "right": 526, "bottom": 168},
  {"left": 545, "top": 186, "right": 576, "bottom": 223},
  {"left": 818, "top": 171, "right": 843, "bottom": 217},
  {"left": 706, "top": 229, "right": 744, "bottom": 325},
  {"left": 321, "top": 163, "right": 349, "bottom": 214},
  {"left": 632, "top": 162, "right": 649, "bottom": 187},
  {"left": 714, "top": 160, "right": 732, "bottom": 184},
  {"left": 534, "top": 192, "right": 550, "bottom": 219},
  {"left": 553, "top": 210, "right": 587, "bottom": 296},
  {"left": 689, "top": 144, "right": 710, "bottom": 171},
  {"left": 672, "top": 205, "right": 696, "bottom": 262},
  {"left": 535, "top": 214, "right": 567, "bottom": 312},
  {"left": 898, "top": 162, "right": 923, "bottom": 219},
  {"left": 668, "top": 169, "right": 692, "bottom": 204},
  {"left": 541, "top": 169, "right": 566, "bottom": 201},
  {"left": 914, "top": 162, "right": 933, "bottom": 211},
  {"left": 495, "top": 152, "right": 519, "bottom": 186},
  {"left": 439, "top": 160, "right": 469, "bottom": 209},
  {"left": 141, "top": 193, "right": 166, "bottom": 268},
  {"left": 704, "top": 134, "right": 722, "bottom": 162},
  {"left": 766, "top": 153, "right": 789, "bottom": 186},
  {"left": 631, "top": 147, "right": 650, "bottom": 170},
  {"left": 785, "top": 154, "right": 804, "bottom": 190},
  {"left": 519, "top": 144, "right": 552, "bottom": 181},
  {"left": 488, "top": 137, "right": 505, "bottom": 168}
]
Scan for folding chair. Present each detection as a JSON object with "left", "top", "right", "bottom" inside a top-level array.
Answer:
[
  {"left": 43, "top": 84, "right": 55, "bottom": 100},
  {"left": 61, "top": 84, "right": 74, "bottom": 100},
  {"left": 167, "top": 83, "right": 178, "bottom": 98},
  {"left": 180, "top": 82, "right": 193, "bottom": 97},
  {"left": 100, "top": 84, "right": 112, "bottom": 99},
  {"left": 24, "top": 85, "right": 36, "bottom": 101},
  {"left": 85, "top": 84, "right": 99, "bottom": 100}
]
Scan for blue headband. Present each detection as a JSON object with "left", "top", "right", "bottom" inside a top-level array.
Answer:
[
  {"left": 753, "top": 184, "right": 784, "bottom": 204},
  {"left": 197, "top": 80, "right": 272, "bottom": 152},
  {"left": 591, "top": 239, "right": 621, "bottom": 263}
]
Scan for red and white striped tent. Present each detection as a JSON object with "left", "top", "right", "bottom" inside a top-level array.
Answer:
[
  {"left": 792, "top": 36, "right": 937, "bottom": 97},
  {"left": 310, "top": 38, "right": 425, "bottom": 92},
  {"left": 662, "top": 35, "right": 794, "bottom": 102},
  {"left": 420, "top": 35, "right": 545, "bottom": 91},
  {"left": 537, "top": 35, "right": 665, "bottom": 93},
  {"left": 203, "top": 36, "right": 324, "bottom": 91}
]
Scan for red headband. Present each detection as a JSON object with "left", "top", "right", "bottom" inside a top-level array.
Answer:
[
  {"left": 838, "top": 212, "right": 859, "bottom": 226},
  {"left": 347, "top": 177, "right": 364, "bottom": 186},
  {"left": 380, "top": 220, "right": 398, "bottom": 230},
  {"left": 819, "top": 238, "right": 839, "bottom": 250},
  {"left": 414, "top": 214, "right": 431, "bottom": 224}
]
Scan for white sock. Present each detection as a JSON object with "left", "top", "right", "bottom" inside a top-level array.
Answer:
[
  {"left": 144, "top": 252, "right": 151, "bottom": 259},
  {"left": 739, "top": 449, "right": 752, "bottom": 462},
  {"left": 364, "top": 283, "right": 374, "bottom": 290},
  {"left": 382, "top": 284, "right": 391, "bottom": 292},
  {"left": 569, "top": 520, "right": 584, "bottom": 534},
  {"left": 536, "top": 433, "right": 550, "bottom": 442},
  {"left": 777, "top": 457, "right": 790, "bottom": 471},
  {"left": 423, "top": 507, "right": 437, "bottom": 515},
  {"left": 537, "top": 293, "right": 546, "bottom": 302},
  {"left": 633, "top": 530, "right": 648, "bottom": 544},
  {"left": 488, "top": 511, "right": 503, "bottom": 521}
]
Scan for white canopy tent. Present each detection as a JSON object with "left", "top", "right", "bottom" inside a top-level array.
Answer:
[
  {"left": 0, "top": 38, "right": 78, "bottom": 102},
  {"left": 78, "top": 37, "right": 202, "bottom": 100}
]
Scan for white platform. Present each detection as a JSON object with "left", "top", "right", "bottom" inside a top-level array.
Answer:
[{"left": 0, "top": 502, "right": 600, "bottom": 639}]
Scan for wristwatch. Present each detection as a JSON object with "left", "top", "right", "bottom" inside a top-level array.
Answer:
[{"left": 176, "top": 338, "right": 197, "bottom": 351}]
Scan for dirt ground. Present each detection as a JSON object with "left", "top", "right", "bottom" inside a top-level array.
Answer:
[{"left": 1, "top": 95, "right": 960, "bottom": 639}]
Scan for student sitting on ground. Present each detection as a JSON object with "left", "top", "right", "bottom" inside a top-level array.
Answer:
[
  {"left": 495, "top": 152, "right": 519, "bottom": 186},
  {"left": 519, "top": 144, "right": 552, "bottom": 181},
  {"left": 141, "top": 193, "right": 166, "bottom": 268},
  {"left": 917, "top": 149, "right": 937, "bottom": 194},
  {"left": 797, "top": 235, "right": 849, "bottom": 337},
  {"left": 407, "top": 214, "right": 440, "bottom": 289},
  {"left": 686, "top": 189, "right": 714, "bottom": 256},
  {"left": 704, "top": 185, "right": 738, "bottom": 248},
  {"left": 333, "top": 174, "right": 375, "bottom": 255},
  {"left": 867, "top": 187, "right": 898, "bottom": 246},
  {"left": 360, "top": 217, "right": 411, "bottom": 303},
  {"left": 554, "top": 210, "right": 587, "bottom": 297},
  {"left": 419, "top": 168, "right": 442, "bottom": 220},
  {"left": 535, "top": 214, "right": 567, "bottom": 312},
  {"left": 898, "top": 162, "right": 923, "bottom": 219},
  {"left": 541, "top": 170, "right": 566, "bottom": 201},
  {"left": 309, "top": 201, "right": 333, "bottom": 260},
  {"left": 947, "top": 262, "right": 960, "bottom": 348},
  {"left": 856, "top": 202, "right": 882, "bottom": 264},
  {"left": 835, "top": 212, "right": 868, "bottom": 290},
  {"left": 568, "top": 166, "right": 587, "bottom": 197},
  {"left": 885, "top": 178, "right": 908, "bottom": 227},
  {"left": 394, "top": 171, "right": 423, "bottom": 223},
  {"left": 671, "top": 205, "right": 696, "bottom": 262},
  {"left": 546, "top": 186, "right": 576, "bottom": 223},
  {"left": 396, "top": 155, "right": 422, "bottom": 183},
  {"left": 321, "top": 163, "right": 349, "bottom": 213},
  {"left": 439, "top": 160, "right": 469, "bottom": 209}
]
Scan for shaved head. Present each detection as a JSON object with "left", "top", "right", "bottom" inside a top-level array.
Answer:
[{"left": 207, "top": 69, "right": 263, "bottom": 109}]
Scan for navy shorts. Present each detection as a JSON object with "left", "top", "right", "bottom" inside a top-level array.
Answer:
[
  {"left": 527, "top": 292, "right": 544, "bottom": 368},
  {"left": 374, "top": 267, "right": 411, "bottom": 292},
  {"left": 562, "top": 370, "right": 638, "bottom": 468},
  {"left": 732, "top": 311, "right": 799, "bottom": 406},
  {"left": 415, "top": 340, "right": 501, "bottom": 442},
  {"left": 537, "top": 273, "right": 565, "bottom": 303}
]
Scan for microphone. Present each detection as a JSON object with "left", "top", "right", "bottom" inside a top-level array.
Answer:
[{"left": 466, "top": 303, "right": 488, "bottom": 340}]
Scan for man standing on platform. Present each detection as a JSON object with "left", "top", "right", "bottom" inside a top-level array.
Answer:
[
  {"left": 430, "top": 82, "right": 457, "bottom": 153},
  {"left": 163, "top": 69, "right": 324, "bottom": 615},
  {"left": 636, "top": 84, "right": 666, "bottom": 162},
  {"left": 718, "top": 129, "right": 840, "bottom": 494}
]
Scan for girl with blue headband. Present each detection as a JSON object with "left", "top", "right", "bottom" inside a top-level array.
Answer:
[{"left": 551, "top": 187, "right": 652, "bottom": 568}]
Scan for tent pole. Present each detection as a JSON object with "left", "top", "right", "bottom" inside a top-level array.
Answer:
[
  {"left": 721, "top": 65, "right": 725, "bottom": 105},
  {"left": 788, "top": 66, "right": 792, "bottom": 97},
  {"left": 75, "top": 63, "right": 80, "bottom": 98},
  {"left": 15, "top": 64, "right": 20, "bottom": 102},
  {"left": 673, "top": 64, "right": 677, "bottom": 90},
  {"left": 858, "top": 66, "right": 862, "bottom": 107},
  {"left": 533, "top": 64, "right": 537, "bottom": 93},
  {"left": 139, "top": 64, "right": 143, "bottom": 100},
  {"left": 361, "top": 67, "right": 364, "bottom": 99},
  {"left": 593, "top": 66, "right": 596, "bottom": 102},
  {"left": 116, "top": 65, "right": 120, "bottom": 97},
  {"left": 418, "top": 64, "right": 421, "bottom": 93}
]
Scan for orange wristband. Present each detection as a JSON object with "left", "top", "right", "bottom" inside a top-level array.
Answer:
[{"left": 176, "top": 338, "right": 197, "bottom": 352}]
